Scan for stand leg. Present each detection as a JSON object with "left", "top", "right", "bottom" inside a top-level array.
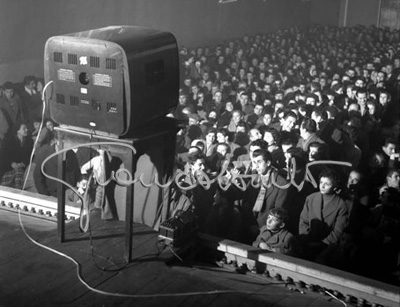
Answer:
[
  {"left": 57, "top": 152, "right": 66, "bottom": 242},
  {"left": 124, "top": 181, "right": 134, "bottom": 262}
]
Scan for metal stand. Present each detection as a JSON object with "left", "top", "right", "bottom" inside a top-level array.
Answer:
[
  {"left": 56, "top": 127, "right": 136, "bottom": 262},
  {"left": 55, "top": 119, "right": 178, "bottom": 262}
]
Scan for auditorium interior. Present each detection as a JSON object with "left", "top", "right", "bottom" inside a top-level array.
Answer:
[{"left": 0, "top": 1, "right": 400, "bottom": 306}]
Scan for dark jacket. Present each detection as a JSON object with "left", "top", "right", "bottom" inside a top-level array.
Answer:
[{"left": 253, "top": 226, "right": 300, "bottom": 256}]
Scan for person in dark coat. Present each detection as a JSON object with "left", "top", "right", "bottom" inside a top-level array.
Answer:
[
  {"left": 299, "top": 168, "right": 349, "bottom": 260},
  {"left": 0, "top": 122, "right": 33, "bottom": 189}
]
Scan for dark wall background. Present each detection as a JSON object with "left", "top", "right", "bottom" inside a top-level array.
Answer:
[
  {"left": 0, "top": 0, "right": 311, "bottom": 84},
  {"left": 346, "top": 0, "right": 380, "bottom": 27},
  {"left": 310, "top": 0, "right": 341, "bottom": 25},
  {"left": 0, "top": 0, "right": 387, "bottom": 84}
]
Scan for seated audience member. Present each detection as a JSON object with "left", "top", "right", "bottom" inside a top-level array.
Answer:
[
  {"left": 262, "top": 127, "right": 284, "bottom": 168},
  {"left": 31, "top": 116, "right": 41, "bottom": 142},
  {"left": 227, "top": 109, "right": 244, "bottom": 133},
  {"left": 281, "top": 147, "right": 311, "bottom": 235},
  {"left": 307, "top": 141, "right": 329, "bottom": 162},
  {"left": 271, "top": 110, "right": 299, "bottom": 144},
  {"left": 32, "top": 118, "right": 57, "bottom": 149},
  {"left": 0, "top": 122, "right": 33, "bottom": 189},
  {"left": 207, "top": 142, "right": 231, "bottom": 174},
  {"left": 340, "top": 125, "right": 362, "bottom": 169},
  {"left": 245, "top": 103, "right": 264, "bottom": 128},
  {"left": 312, "top": 107, "right": 342, "bottom": 160},
  {"left": 217, "top": 101, "right": 234, "bottom": 128},
  {"left": 367, "top": 138, "right": 399, "bottom": 203},
  {"left": 255, "top": 107, "right": 274, "bottom": 129},
  {"left": 216, "top": 127, "right": 240, "bottom": 156},
  {"left": 246, "top": 149, "right": 290, "bottom": 230},
  {"left": 205, "top": 187, "right": 243, "bottom": 242},
  {"left": 204, "top": 127, "right": 217, "bottom": 157},
  {"left": 177, "top": 144, "right": 202, "bottom": 169},
  {"left": 248, "top": 128, "right": 262, "bottom": 143},
  {"left": 343, "top": 169, "right": 369, "bottom": 208},
  {"left": 185, "top": 152, "right": 217, "bottom": 231},
  {"left": 297, "top": 118, "right": 324, "bottom": 153},
  {"left": 0, "top": 81, "right": 27, "bottom": 128},
  {"left": 366, "top": 187, "right": 400, "bottom": 281},
  {"left": 232, "top": 130, "right": 250, "bottom": 158},
  {"left": 236, "top": 139, "right": 269, "bottom": 174},
  {"left": 252, "top": 207, "right": 301, "bottom": 257},
  {"left": 299, "top": 168, "right": 349, "bottom": 260},
  {"left": 379, "top": 138, "right": 399, "bottom": 170},
  {"left": 378, "top": 168, "right": 400, "bottom": 196}
]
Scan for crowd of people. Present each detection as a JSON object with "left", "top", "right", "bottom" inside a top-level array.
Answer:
[
  {"left": 0, "top": 23, "right": 399, "bottom": 284},
  {"left": 170, "top": 24, "right": 400, "bottom": 284},
  {"left": 0, "top": 76, "right": 57, "bottom": 190}
]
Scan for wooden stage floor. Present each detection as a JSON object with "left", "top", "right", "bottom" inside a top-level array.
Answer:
[{"left": 0, "top": 209, "right": 344, "bottom": 307}]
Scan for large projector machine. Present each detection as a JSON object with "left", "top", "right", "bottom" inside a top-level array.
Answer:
[{"left": 44, "top": 26, "right": 179, "bottom": 138}]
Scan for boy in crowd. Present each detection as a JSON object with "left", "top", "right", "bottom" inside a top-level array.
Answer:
[{"left": 252, "top": 207, "right": 300, "bottom": 256}]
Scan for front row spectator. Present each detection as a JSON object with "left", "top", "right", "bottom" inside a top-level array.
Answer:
[
  {"left": 298, "top": 168, "right": 349, "bottom": 260},
  {"left": 252, "top": 207, "right": 301, "bottom": 257}
]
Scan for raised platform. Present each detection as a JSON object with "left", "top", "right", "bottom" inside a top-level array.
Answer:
[{"left": 1, "top": 209, "right": 345, "bottom": 307}]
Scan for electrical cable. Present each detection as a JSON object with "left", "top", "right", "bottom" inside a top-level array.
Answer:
[
  {"left": 325, "top": 290, "right": 348, "bottom": 306},
  {"left": 168, "top": 244, "right": 184, "bottom": 262},
  {"left": 22, "top": 80, "right": 53, "bottom": 191},
  {"left": 17, "top": 208, "right": 285, "bottom": 299}
]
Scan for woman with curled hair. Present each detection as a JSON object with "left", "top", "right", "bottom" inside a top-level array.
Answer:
[{"left": 0, "top": 121, "right": 33, "bottom": 189}]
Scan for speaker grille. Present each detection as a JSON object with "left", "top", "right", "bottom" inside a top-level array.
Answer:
[
  {"left": 106, "top": 58, "right": 116, "bottom": 70},
  {"left": 70, "top": 96, "right": 79, "bottom": 107},
  {"left": 68, "top": 54, "right": 78, "bottom": 65},
  {"left": 106, "top": 102, "right": 117, "bottom": 113},
  {"left": 54, "top": 52, "right": 63, "bottom": 63},
  {"left": 90, "top": 56, "right": 100, "bottom": 68},
  {"left": 56, "top": 93, "right": 65, "bottom": 104}
]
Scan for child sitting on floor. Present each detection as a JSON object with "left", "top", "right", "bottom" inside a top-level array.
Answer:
[{"left": 252, "top": 207, "right": 301, "bottom": 257}]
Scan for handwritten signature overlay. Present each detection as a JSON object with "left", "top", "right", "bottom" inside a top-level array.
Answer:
[{"left": 41, "top": 142, "right": 352, "bottom": 195}]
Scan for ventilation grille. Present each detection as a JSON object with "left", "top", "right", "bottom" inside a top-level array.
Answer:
[
  {"left": 91, "top": 100, "right": 101, "bottom": 111},
  {"left": 56, "top": 93, "right": 65, "bottom": 104},
  {"left": 70, "top": 96, "right": 79, "bottom": 107},
  {"left": 68, "top": 54, "right": 78, "bottom": 65},
  {"left": 106, "top": 102, "right": 117, "bottom": 113},
  {"left": 54, "top": 52, "right": 63, "bottom": 63},
  {"left": 90, "top": 56, "right": 100, "bottom": 68},
  {"left": 106, "top": 58, "right": 117, "bottom": 70}
]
